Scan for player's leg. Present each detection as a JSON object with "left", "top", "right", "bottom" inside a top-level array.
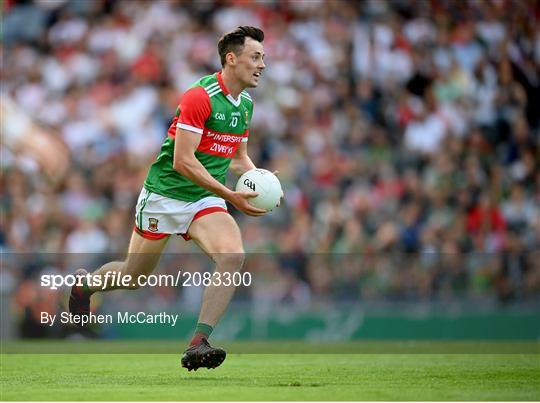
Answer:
[
  {"left": 70, "top": 188, "right": 175, "bottom": 319},
  {"left": 69, "top": 230, "right": 169, "bottom": 320},
  {"left": 181, "top": 211, "right": 244, "bottom": 370},
  {"left": 189, "top": 212, "right": 244, "bottom": 331},
  {"left": 87, "top": 230, "right": 170, "bottom": 292}
]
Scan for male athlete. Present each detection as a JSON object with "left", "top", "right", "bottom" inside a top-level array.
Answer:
[{"left": 69, "top": 26, "right": 270, "bottom": 371}]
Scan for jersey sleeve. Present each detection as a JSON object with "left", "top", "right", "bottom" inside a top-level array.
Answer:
[{"left": 176, "top": 86, "right": 211, "bottom": 135}]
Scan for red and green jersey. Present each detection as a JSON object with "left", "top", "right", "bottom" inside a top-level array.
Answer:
[{"left": 144, "top": 72, "right": 254, "bottom": 202}]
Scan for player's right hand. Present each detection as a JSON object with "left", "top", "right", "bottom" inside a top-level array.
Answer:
[{"left": 227, "top": 191, "right": 267, "bottom": 217}]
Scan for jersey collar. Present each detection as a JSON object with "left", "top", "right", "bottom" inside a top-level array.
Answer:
[{"left": 216, "top": 71, "right": 241, "bottom": 107}]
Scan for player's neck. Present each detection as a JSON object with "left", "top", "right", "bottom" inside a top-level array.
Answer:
[{"left": 220, "top": 69, "right": 243, "bottom": 99}]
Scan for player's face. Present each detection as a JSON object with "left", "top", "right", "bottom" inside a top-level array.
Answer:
[{"left": 235, "top": 38, "right": 265, "bottom": 88}]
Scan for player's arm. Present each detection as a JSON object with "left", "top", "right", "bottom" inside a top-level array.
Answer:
[
  {"left": 173, "top": 87, "right": 265, "bottom": 216},
  {"left": 173, "top": 130, "right": 265, "bottom": 217},
  {"left": 173, "top": 130, "right": 234, "bottom": 200},
  {"left": 229, "top": 141, "right": 256, "bottom": 177}
]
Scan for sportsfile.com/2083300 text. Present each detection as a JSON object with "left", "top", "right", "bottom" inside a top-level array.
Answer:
[{"left": 40, "top": 271, "right": 252, "bottom": 290}]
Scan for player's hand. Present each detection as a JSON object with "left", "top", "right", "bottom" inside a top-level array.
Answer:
[
  {"left": 273, "top": 170, "right": 284, "bottom": 208},
  {"left": 227, "top": 191, "right": 267, "bottom": 216}
]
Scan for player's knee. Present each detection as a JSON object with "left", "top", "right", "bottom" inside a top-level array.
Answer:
[
  {"left": 121, "top": 264, "right": 147, "bottom": 290},
  {"left": 125, "top": 274, "right": 145, "bottom": 290},
  {"left": 123, "top": 261, "right": 155, "bottom": 284},
  {"left": 126, "top": 282, "right": 141, "bottom": 290},
  {"left": 214, "top": 247, "right": 245, "bottom": 270}
]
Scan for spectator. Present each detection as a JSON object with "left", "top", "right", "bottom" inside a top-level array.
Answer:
[{"left": 1, "top": 0, "right": 538, "bottom": 311}]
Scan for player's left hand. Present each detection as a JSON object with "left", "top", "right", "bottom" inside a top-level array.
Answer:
[{"left": 273, "top": 170, "right": 284, "bottom": 207}]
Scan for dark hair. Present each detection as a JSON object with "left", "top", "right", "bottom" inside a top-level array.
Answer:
[{"left": 218, "top": 26, "right": 264, "bottom": 67}]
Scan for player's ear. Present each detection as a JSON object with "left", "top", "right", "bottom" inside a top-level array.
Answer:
[{"left": 226, "top": 52, "right": 236, "bottom": 66}]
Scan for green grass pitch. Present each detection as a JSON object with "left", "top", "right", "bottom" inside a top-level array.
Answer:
[{"left": 1, "top": 341, "right": 539, "bottom": 401}]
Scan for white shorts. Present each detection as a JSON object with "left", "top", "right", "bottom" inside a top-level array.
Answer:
[{"left": 134, "top": 188, "right": 228, "bottom": 241}]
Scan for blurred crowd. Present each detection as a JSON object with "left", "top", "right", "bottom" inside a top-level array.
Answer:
[{"left": 2, "top": 0, "right": 540, "bottom": 319}]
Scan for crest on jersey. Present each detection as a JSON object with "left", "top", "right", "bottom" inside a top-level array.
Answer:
[{"left": 148, "top": 218, "right": 159, "bottom": 232}]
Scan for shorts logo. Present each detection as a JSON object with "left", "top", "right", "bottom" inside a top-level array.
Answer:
[{"left": 148, "top": 218, "right": 159, "bottom": 232}]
